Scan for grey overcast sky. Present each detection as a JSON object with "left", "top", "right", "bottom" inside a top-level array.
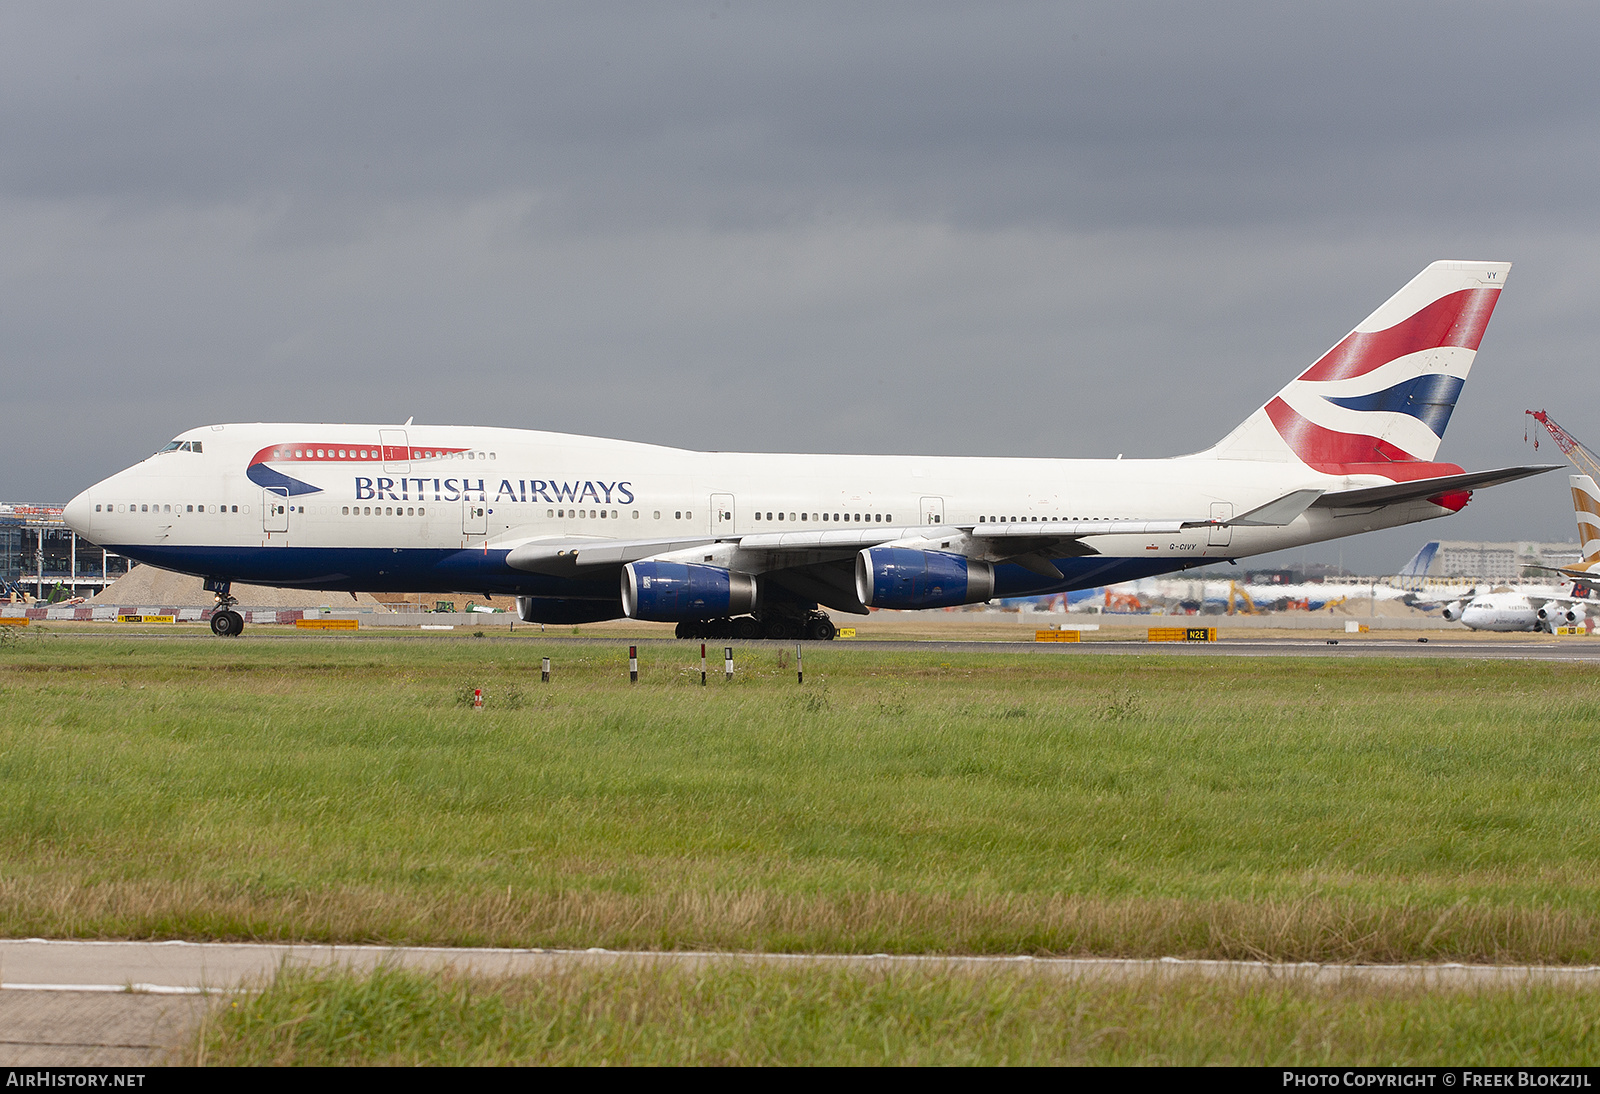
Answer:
[{"left": 4, "top": 1, "right": 1598, "bottom": 571}]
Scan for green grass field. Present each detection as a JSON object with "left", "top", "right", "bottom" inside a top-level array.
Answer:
[
  {"left": 193, "top": 963, "right": 1600, "bottom": 1066},
  {"left": 3, "top": 630, "right": 1599, "bottom": 965}
]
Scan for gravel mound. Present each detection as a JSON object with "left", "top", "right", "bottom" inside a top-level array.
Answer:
[{"left": 89, "top": 565, "right": 388, "bottom": 610}]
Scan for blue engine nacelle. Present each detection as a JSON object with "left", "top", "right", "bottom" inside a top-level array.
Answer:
[
  {"left": 621, "top": 561, "right": 758, "bottom": 622},
  {"left": 854, "top": 547, "right": 995, "bottom": 610}
]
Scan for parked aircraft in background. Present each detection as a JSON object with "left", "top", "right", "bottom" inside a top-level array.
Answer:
[
  {"left": 63, "top": 260, "right": 1554, "bottom": 638},
  {"left": 1021, "top": 542, "right": 1470, "bottom": 617},
  {"left": 1438, "top": 475, "right": 1600, "bottom": 632}
]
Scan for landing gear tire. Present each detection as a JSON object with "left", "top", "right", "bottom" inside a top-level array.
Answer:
[
  {"left": 210, "top": 609, "right": 244, "bottom": 637},
  {"left": 764, "top": 618, "right": 798, "bottom": 641},
  {"left": 679, "top": 614, "right": 835, "bottom": 640},
  {"left": 805, "top": 616, "right": 837, "bottom": 641}
]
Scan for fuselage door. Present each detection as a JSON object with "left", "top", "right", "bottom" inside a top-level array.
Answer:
[
  {"left": 920, "top": 496, "right": 945, "bottom": 525},
  {"left": 463, "top": 494, "right": 488, "bottom": 536},
  {"left": 263, "top": 487, "right": 289, "bottom": 534},
  {"left": 380, "top": 429, "right": 410, "bottom": 474},
  {"left": 1208, "top": 502, "right": 1233, "bottom": 547},
  {"left": 711, "top": 493, "right": 735, "bottom": 537}
]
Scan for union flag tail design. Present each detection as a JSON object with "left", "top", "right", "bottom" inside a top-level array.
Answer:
[
  {"left": 1570, "top": 475, "right": 1600, "bottom": 575},
  {"left": 1201, "top": 261, "right": 1510, "bottom": 479}
]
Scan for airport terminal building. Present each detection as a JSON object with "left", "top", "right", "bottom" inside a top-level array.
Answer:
[
  {"left": 0, "top": 502, "right": 128, "bottom": 601},
  {"left": 1427, "top": 541, "right": 1580, "bottom": 583}
]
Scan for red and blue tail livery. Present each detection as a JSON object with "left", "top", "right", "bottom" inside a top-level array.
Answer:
[
  {"left": 1206, "top": 261, "right": 1505, "bottom": 477},
  {"left": 64, "top": 260, "right": 1556, "bottom": 638}
]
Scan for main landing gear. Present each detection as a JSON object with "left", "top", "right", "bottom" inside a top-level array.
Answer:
[
  {"left": 205, "top": 578, "right": 245, "bottom": 637},
  {"left": 674, "top": 612, "right": 838, "bottom": 641}
]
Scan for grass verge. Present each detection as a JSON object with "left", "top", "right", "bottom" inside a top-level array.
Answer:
[
  {"left": 195, "top": 962, "right": 1600, "bottom": 1066},
  {"left": 4, "top": 634, "right": 1600, "bottom": 960}
]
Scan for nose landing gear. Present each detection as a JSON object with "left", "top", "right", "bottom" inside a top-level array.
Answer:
[{"left": 205, "top": 577, "right": 245, "bottom": 637}]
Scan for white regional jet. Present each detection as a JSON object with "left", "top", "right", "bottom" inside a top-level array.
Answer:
[
  {"left": 63, "top": 260, "right": 1556, "bottom": 639},
  {"left": 1439, "top": 474, "right": 1600, "bottom": 632}
]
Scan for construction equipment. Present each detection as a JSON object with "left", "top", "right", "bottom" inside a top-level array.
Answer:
[
  {"left": 1102, "top": 588, "right": 1145, "bottom": 613},
  {"left": 1226, "top": 581, "right": 1260, "bottom": 615},
  {"left": 1527, "top": 410, "right": 1600, "bottom": 481}
]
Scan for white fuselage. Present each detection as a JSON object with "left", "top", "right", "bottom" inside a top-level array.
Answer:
[
  {"left": 1457, "top": 592, "right": 1543, "bottom": 632},
  {"left": 62, "top": 422, "right": 1465, "bottom": 614}
]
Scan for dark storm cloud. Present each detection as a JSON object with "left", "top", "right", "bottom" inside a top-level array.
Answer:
[
  {"left": 4, "top": 2, "right": 1596, "bottom": 227},
  {"left": 3, "top": 2, "right": 1599, "bottom": 570}
]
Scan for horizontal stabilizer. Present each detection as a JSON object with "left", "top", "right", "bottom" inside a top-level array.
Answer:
[
  {"left": 1179, "top": 489, "right": 1324, "bottom": 529},
  {"left": 1311, "top": 465, "right": 1560, "bottom": 509}
]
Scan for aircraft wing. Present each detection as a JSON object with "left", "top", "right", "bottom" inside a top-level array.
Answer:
[
  {"left": 503, "top": 488, "right": 1339, "bottom": 579},
  {"left": 505, "top": 535, "right": 720, "bottom": 575},
  {"left": 506, "top": 518, "right": 1204, "bottom": 574},
  {"left": 1311, "top": 465, "right": 1560, "bottom": 509},
  {"left": 503, "top": 472, "right": 1542, "bottom": 608},
  {"left": 1527, "top": 566, "right": 1600, "bottom": 590}
]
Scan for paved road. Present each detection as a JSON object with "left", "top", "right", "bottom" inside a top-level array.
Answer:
[
  {"left": 7, "top": 938, "right": 1600, "bottom": 990},
  {"left": 0, "top": 990, "right": 203, "bottom": 1066}
]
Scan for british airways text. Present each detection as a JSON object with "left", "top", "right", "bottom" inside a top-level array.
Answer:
[{"left": 353, "top": 478, "right": 636, "bottom": 504}]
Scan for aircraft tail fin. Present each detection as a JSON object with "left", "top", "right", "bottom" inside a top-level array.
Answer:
[
  {"left": 1199, "top": 261, "right": 1510, "bottom": 475},
  {"left": 1396, "top": 541, "right": 1439, "bottom": 591},
  {"left": 1570, "top": 475, "right": 1600, "bottom": 574}
]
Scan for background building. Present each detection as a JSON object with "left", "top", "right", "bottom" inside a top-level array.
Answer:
[
  {"left": 1428, "top": 541, "right": 1579, "bottom": 583},
  {"left": 0, "top": 503, "right": 127, "bottom": 601}
]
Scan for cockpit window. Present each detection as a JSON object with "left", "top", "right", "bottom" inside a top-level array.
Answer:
[
  {"left": 156, "top": 440, "right": 203, "bottom": 454},
  {"left": 158, "top": 441, "right": 182, "bottom": 453}
]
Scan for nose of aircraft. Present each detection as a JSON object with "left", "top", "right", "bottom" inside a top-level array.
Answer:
[{"left": 63, "top": 489, "right": 93, "bottom": 538}]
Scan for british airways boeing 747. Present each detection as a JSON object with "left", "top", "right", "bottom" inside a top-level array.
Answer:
[{"left": 63, "top": 261, "right": 1555, "bottom": 638}]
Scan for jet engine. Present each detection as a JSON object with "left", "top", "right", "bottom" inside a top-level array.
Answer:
[
  {"left": 855, "top": 547, "right": 995, "bottom": 610},
  {"left": 621, "top": 561, "right": 757, "bottom": 622},
  {"left": 1441, "top": 601, "right": 1464, "bottom": 622},
  {"left": 1538, "top": 603, "right": 1583, "bottom": 624}
]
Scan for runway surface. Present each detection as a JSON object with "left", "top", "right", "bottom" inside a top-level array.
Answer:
[{"left": 48, "top": 629, "right": 1600, "bottom": 662}]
